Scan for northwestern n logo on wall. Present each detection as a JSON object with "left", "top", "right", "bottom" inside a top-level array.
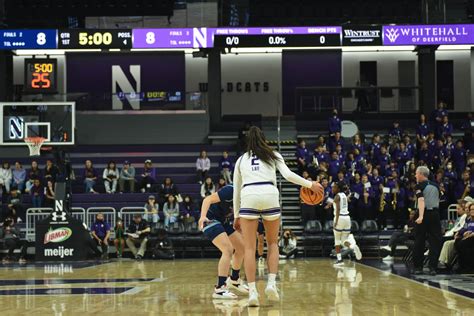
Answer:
[
  {"left": 112, "top": 65, "right": 141, "bottom": 110},
  {"left": 8, "top": 117, "right": 24, "bottom": 139},
  {"left": 385, "top": 28, "right": 400, "bottom": 43},
  {"left": 193, "top": 27, "right": 207, "bottom": 48}
]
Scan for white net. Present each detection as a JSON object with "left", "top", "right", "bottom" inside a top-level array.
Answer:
[{"left": 24, "top": 137, "right": 46, "bottom": 156}]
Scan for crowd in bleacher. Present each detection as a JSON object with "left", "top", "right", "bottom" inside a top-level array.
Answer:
[
  {"left": 0, "top": 149, "right": 237, "bottom": 224},
  {"left": 296, "top": 106, "right": 473, "bottom": 229}
]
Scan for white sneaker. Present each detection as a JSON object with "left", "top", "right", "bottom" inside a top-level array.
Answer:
[
  {"left": 381, "top": 245, "right": 392, "bottom": 252},
  {"left": 333, "top": 260, "right": 344, "bottom": 267},
  {"left": 353, "top": 244, "right": 362, "bottom": 260},
  {"left": 383, "top": 255, "right": 394, "bottom": 261},
  {"left": 226, "top": 278, "right": 249, "bottom": 294},
  {"left": 248, "top": 290, "right": 260, "bottom": 307},
  {"left": 213, "top": 286, "right": 238, "bottom": 299},
  {"left": 264, "top": 284, "right": 280, "bottom": 301}
]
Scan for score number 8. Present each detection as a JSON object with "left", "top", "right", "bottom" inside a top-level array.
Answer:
[
  {"left": 36, "top": 32, "right": 46, "bottom": 46},
  {"left": 146, "top": 32, "right": 156, "bottom": 45}
]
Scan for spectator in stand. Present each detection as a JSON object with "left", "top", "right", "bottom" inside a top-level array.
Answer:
[
  {"left": 416, "top": 114, "right": 430, "bottom": 144},
  {"left": 119, "top": 161, "right": 135, "bottom": 193},
  {"left": 426, "top": 131, "right": 436, "bottom": 153},
  {"left": 432, "top": 139, "right": 448, "bottom": 170},
  {"left": 5, "top": 187, "right": 22, "bottom": 221},
  {"left": 144, "top": 195, "right": 160, "bottom": 227},
  {"left": 403, "top": 135, "right": 416, "bottom": 158},
  {"left": 312, "top": 145, "right": 329, "bottom": 169},
  {"left": 279, "top": 229, "right": 298, "bottom": 259},
  {"left": 316, "top": 135, "right": 328, "bottom": 152},
  {"left": 351, "top": 134, "right": 365, "bottom": 154},
  {"left": 431, "top": 101, "right": 448, "bottom": 138},
  {"left": 44, "top": 159, "right": 58, "bottom": 183},
  {"left": 140, "top": 160, "right": 156, "bottom": 193},
  {"left": 158, "top": 177, "right": 179, "bottom": 206},
  {"left": 417, "top": 141, "right": 431, "bottom": 166},
  {"left": 30, "top": 179, "right": 43, "bottom": 208},
  {"left": 44, "top": 180, "right": 55, "bottom": 208},
  {"left": 200, "top": 176, "right": 215, "bottom": 200},
  {"left": 389, "top": 121, "right": 403, "bottom": 140},
  {"left": 460, "top": 112, "right": 473, "bottom": 132},
  {"left": 196, "top": 150, "right": 211, "bottom": 185},
  {"left": 445, "top": 134, "right": 455, "bottom": 158},
  {"left": 370, "top": 134, "right": 382, "bottom": 163},
  {"left": 11, "top": 162, "right": 26, "bottom": 193},
  {"left": 328, "top": 108, "right": 342, "bottom": 136},
  {"left": 454, "top": 203, "right": 474, "bottom": 272},
  {"left": 296, "top": 139, "right": 311, "bottom": 175},
  {"left": 103, "top": 161, "right": 118, "bottom": 194},
  {"left": 217, "top": 177, "right": 227, "bottom": 190},
  {"left": 455, "top": 170, "right": 473, "bottom": 200},
  {"left": 377, "top": 146, "right": 390, "bottom": 173},
  {"left": 83, "top": 160, "right": 98, "bottom": 193},
  {"left": 381, "top": 209, "right": 416, "bottom": 261},
  {"left": 358, "top": 174, "right": 374, "bottom": 221},
  {"left": 0, "top": 218, "right": 27, "bottom": 263},
  {"left": 25, "top": 161, "right": 41, "bottom": 193},
  {"left": 180, "top": 195, "right": 198, "bottom": 224},
  {"left": 328, "top": 132, "right": 344, "bottom": 153},
  {"left": 328, "top": 151, "right": 342, "bottom": 183},
  {"left": 163, "top": 195, "right": 179, "bottom": 228},
  {"left": 126, "top": 214, "right": 150, "bottom": 260},
  {"left": 90, "top": 213, "right": 111, "bottom": 260},
  {"left": 452, "top": 140, "right": 467, "bottom": 175},
  {"left": 439, "top": 116, "right": 453, "bottom": 139},
  {"left": 438, "top": 199, "right": 470, "bottom": 270},
  {"left": 396, "top": 143, "right": 412, "bottom": 173},
  {"left": 335, "top": 144, "right": 345, "bottom": 163},
  {"left": 349, "top": 172, "right": 363, "bottom": 220},
  {"left": 114, "top": 219, "right": 126, "bottom": 258},
  {"left": 219, "top": 151, "right": 233, "bottom": 184},
  {"left": 0, "top": 162, "right": 12, "bottom": 195}
]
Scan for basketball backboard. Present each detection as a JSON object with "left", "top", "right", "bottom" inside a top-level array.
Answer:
[{"left": 0, "top": 102, "right": 75, "bottom": 146}]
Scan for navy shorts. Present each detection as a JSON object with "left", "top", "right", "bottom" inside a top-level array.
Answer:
[
  {"left": 203, "top": 220, "right": 235, "bottom": 241},
  {"left": 257, "top": 220, "right": 265, "bottom": 236}
]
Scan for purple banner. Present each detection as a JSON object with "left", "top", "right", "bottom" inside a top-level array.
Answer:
[
  {"left": 133, "top": 27, "right": 342, "bottom": 48},
  {"left": 383, "top": 24, "right": 474, "bottom": 45}
]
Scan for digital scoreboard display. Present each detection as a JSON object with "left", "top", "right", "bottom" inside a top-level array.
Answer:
[
  {"left": 24, "top": 58, "right": 57, "bottom": 94},
  {"left": 58, "top": 29, "right": 132, "bottom": 49},
  {"left": 0, "top": 30, "right": 57, "bottom": 49},
  {"left": 212, "top": 27, "right": 342, "bottom": 48}
]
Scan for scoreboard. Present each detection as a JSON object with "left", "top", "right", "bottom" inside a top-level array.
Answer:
[
  {"left": 24, "top": 58, "right": 57, "bottom": 94},
  {"left": 1, "top": 24, "right": 474, "bottom": 50},
  {"left": 213, "top": 27, "right": 341, "bottom": 48}
]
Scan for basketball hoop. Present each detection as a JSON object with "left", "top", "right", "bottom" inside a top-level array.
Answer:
[{"left": 24, "top": 137, "right": 46, "bottom": 156}]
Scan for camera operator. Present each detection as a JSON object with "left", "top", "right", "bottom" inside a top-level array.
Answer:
[{"left": 279, "top": 229, "right": 298, "bottom": 259}]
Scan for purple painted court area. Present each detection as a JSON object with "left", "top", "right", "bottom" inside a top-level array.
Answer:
[
  {"left": 0, "top": 287, "right": 134, "bottom": 296},
  {"left": 383, "top": 24, "right": 474, "bottom": 45}
]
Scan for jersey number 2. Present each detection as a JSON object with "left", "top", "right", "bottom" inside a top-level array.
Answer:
[{"left": 251, "top": 155, "right": 260, "bottom": 171}]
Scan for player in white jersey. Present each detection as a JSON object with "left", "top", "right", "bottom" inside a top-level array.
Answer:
[
  {"left": 233, "top": 126, "right": 321, "bottom": 307},
  {"left": 332, "top": 181, "right": 362, "bottom": 266}
]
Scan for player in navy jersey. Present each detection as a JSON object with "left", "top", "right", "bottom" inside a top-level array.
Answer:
[{"left": 199, "top": 185, "right": 249, "bottom": 299}]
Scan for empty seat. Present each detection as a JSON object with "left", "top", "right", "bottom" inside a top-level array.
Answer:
[{"left": 303, "top": 220, "right": 323, "bottom": 257}]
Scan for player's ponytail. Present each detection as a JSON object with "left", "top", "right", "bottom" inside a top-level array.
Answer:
[{"left": 246, "top": 126, "right": 281, "bottom": 165}]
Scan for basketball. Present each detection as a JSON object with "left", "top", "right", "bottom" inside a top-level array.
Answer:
[{"left": 300, "top": 183, "right": 324, "bottom": 205}]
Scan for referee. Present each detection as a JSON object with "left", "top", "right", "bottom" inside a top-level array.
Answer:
[{"left": 413, "top": 166, "right": 442, "bottom": 275}]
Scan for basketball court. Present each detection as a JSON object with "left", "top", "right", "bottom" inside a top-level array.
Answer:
[{"left": 0, "top": 259, "right": 472, "bottom": 315}]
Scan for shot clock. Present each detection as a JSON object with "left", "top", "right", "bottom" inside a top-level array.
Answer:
[
  {"left": 24, "top": 58, "right": 57, "bottom": 94},
  {"left": 58, "top": 29, "right": 132, "bottom": 49}
]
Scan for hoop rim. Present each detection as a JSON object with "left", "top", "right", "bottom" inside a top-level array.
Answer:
[{"left": 24, "top": 136, "right": 47, "bottom": 144}]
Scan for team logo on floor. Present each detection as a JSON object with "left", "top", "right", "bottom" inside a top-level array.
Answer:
[{"left": 44, "top": 227, "right": 72, "bottom": 244}]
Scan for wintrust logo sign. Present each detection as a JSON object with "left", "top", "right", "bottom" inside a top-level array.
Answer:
[
  {"left": 383, "top": 24, "right": 474, "bottom": 45},
  {"left": 44, "top": 227, "right": 72, "bottom": 244},
  {"left": 343, "top": 26, "right": 382, "bottom": 45}
]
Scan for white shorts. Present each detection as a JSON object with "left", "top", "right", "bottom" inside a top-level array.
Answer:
[
  {"left": 333, "top": 215, "right": 351, "bottom": 246},
  {"left": 240, "top": 192, "right": 281, "bottom": 221}
]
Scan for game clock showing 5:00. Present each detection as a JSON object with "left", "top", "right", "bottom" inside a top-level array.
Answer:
[
  {"left": 58, "top": 30, "right": 132, "bottom": 49},
  {"left": 24, "top": 59, "right": 57, "bottom": 94}
]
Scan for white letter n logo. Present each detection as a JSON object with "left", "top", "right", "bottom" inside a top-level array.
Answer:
[{"left": 112, "top": 65, "right": 141, "bottom": 110}]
